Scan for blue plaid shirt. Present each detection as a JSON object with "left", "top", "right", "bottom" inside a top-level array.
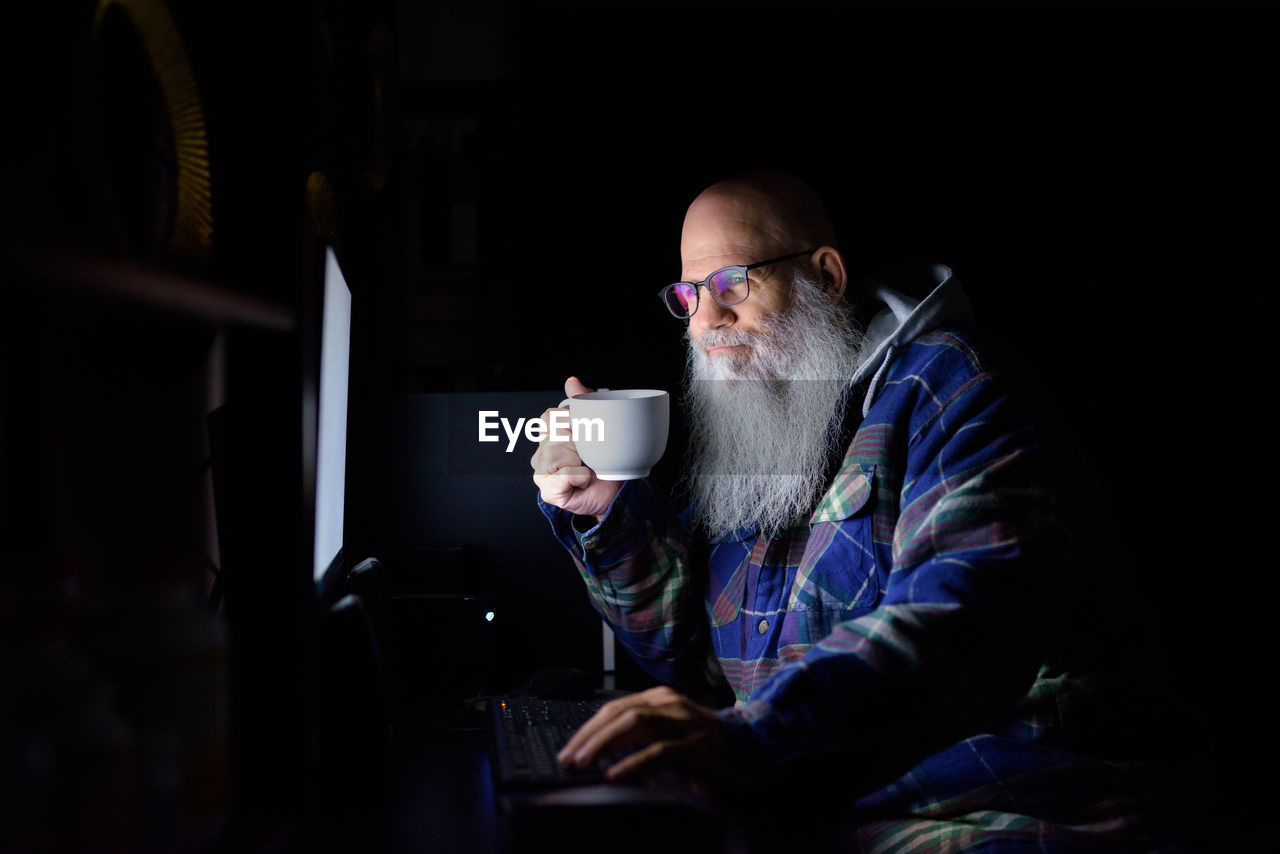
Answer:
[{"left": 540, "top": 327, "right": 1173, "bottom": 852}]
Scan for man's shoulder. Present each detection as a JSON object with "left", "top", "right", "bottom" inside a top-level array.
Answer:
[
  {"left": 881, "top": 326, "right": 997, "bottom": 396},
  {"left": 899, "top": 326, "right": 999, "bottom": 376},
  {"left": 866, "top": 325, "right": 1042, "bottom": 427}
]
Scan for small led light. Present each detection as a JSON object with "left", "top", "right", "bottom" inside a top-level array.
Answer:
[{"left": 485, "top": 610, "right": 495, "bottom": 622}]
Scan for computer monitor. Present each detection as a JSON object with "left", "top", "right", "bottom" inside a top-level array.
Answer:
[
  {"left": 313, "top": 245, "right": 351, "bottom": 586},
  {"left": 365, "top": 390, "right": 608, "bottom": 693},
  {"left": 204, "top": 239, "right": 358, "bottom": 822}
]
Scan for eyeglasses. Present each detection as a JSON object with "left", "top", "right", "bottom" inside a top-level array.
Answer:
[{"left": 657, "top": 248, "right": 817, "bottom": 319}]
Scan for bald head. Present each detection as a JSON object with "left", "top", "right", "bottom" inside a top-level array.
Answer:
[
  {"left": 680, "top": 172, "right": 849, "bottom": 326},
  {"left": 681, "top": 171, "right": 837, "bottom": 272}
]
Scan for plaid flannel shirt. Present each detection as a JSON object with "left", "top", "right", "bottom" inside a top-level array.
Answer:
[{"left": 538, "top": 327, "right": 1167, "bottom": 852}]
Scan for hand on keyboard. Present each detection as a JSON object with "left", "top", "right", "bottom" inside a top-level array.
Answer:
[{"left": 555, "top": 686, "right": 736, "bottom": 789}]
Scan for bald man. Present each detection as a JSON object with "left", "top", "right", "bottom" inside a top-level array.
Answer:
[{"left": 531, "top": 173, "right": 1167, "bottom": 852}]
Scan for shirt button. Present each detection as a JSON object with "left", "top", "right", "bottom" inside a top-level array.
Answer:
[{"left": 758, "top": 619, "right": 769, "bottom": 634}]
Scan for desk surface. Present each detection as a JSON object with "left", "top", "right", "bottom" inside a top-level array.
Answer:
[{"left": 387, "top": 709, "right": 500, "bottom": 854}]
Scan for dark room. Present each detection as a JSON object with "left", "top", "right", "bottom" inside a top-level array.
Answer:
[{"left": 2, "top": 1, "right": 1273, "bottom": 853}]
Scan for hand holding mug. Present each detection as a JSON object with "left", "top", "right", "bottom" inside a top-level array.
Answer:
[
  {"left": 531, "top": 376, "right": 670, "bottom": 519},
  {"left": 531, "top": 377, "right": 623, "bottom": 519}
]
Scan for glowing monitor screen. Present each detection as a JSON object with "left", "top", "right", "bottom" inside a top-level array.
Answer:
[{"left": 313, "top": 246, "right": 351, "bottom": 582}]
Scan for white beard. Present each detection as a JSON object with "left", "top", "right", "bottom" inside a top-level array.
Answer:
[{"left": 682, "top": 269, "right": 870, "bottom": 538}]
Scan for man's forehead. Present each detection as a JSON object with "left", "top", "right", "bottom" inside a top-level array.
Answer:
[
  {"left": 680, "top": 190, "right": 791, "bottom": 277},
  {"left": 680, "top": 236, "right": 797, "bottom": 281},
  {"left": 680, "top": 244, "right": 761, "bottom": 277}
]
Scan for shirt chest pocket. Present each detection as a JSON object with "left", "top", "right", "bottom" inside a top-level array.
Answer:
[{"left": 782, "top": 464, "right": 881, "bottom": 646}]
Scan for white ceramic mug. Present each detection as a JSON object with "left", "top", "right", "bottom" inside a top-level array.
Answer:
[{"left": 557, "top": 389, "right": 669, "bottom": 480}]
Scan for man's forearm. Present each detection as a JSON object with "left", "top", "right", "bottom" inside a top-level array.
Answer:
[{"left": 538, "top": 479, "right": 715, "bottom": 695}]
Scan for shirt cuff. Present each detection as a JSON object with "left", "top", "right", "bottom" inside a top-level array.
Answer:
[
  {"left": 536, "top": 480, "right": 646, "bottom": 570},
  {"left": 578, "top": 478, "right": 680, "bottom": 570}
]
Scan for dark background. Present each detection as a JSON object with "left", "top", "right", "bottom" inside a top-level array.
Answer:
[{"left": 2, "top": 1, "right": 1273, "bottom": 852}]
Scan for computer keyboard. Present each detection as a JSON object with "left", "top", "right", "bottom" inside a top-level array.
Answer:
[{"left": 487, "top": 695, "right": 612, "bottom": 789}]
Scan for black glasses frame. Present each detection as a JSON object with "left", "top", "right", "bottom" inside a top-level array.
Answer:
[{"left": 657, "top": 247, "right": 818, "bottom": 319}]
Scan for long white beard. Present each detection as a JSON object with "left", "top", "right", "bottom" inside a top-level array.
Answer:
[{"left": 682, "top": 270, "right": 869, "bottom": 538}]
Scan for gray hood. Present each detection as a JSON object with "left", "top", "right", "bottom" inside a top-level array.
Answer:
[{"left": 849, "top": 263, "right": 976, "bottom": 416}]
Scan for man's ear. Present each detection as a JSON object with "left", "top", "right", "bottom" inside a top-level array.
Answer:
[{"left": 812, "top": 246, "right": 847, "bottom": 300}]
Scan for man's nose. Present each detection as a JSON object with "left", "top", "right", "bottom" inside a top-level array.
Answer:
[{"left": 691, "top": 288, "right": 733, "bottom": 336}]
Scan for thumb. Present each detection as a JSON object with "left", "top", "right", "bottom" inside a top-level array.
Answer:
[{"left": 564, "top": 376, "right": 594, "bottom": 399}]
